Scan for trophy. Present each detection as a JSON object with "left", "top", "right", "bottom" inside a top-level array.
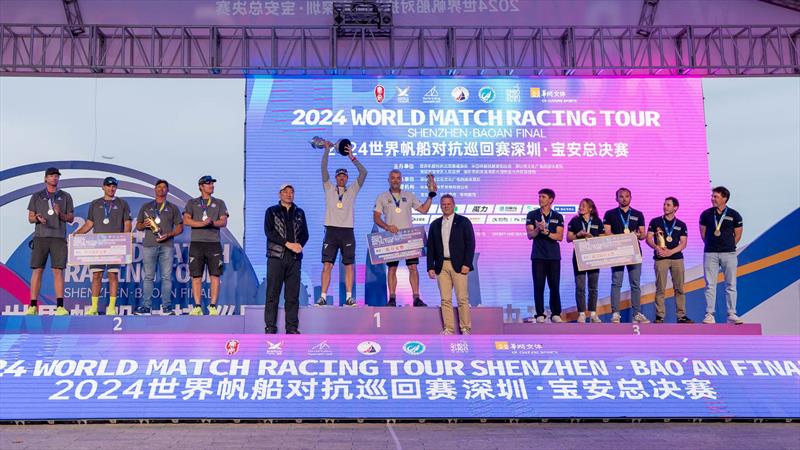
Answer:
[
  {"left": 144, "top": 211, "right": 163, "bottom": 239},
  {"left": 336, "top": 138, "right": 353, "bottom": 156},
  {"left": 426, "top": 173, "right": 437, "bottom": 192},
  {"left": 656, "top": 229, "right": 667, "bottom": 249},
  {"left": 309, "top": 136, "right": 329, "bottom": 149}
]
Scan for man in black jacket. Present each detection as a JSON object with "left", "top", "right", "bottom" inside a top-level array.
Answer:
[
  {"left": 264, "top": 184, "right": 309, "bottom": 334},
  {"left": 426, "top": 195, "right": 476, "bottom": 335}
]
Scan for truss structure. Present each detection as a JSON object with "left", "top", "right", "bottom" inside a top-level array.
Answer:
[{"left": 1, "top": 24, "right": 798, "bottom": 76}]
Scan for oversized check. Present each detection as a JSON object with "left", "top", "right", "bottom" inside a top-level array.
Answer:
[
  {"left": 367, "top": 226, "right": 426, "bottom": 265},
  {"left": 573, "top": 232, "right": 642, "bottom": 271},
  {"left": 68, "top": 233, "right": 133, "bottom": 266}
]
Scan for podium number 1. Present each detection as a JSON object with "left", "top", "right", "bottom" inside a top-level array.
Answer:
[{"left": 373, "top": 312, "right": 381, "bottom": 328}]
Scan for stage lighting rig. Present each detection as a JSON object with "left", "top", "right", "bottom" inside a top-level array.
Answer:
[{"left": 333, "top": 1, "right": 393, "bottom": 37}]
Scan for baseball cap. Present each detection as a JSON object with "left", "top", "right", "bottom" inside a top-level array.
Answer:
[
  {"left": 198, "top": 175, "right": 217, "bottom": 185},
  {"left": 45, "top": 167, "right": 61, "bottom": 176},
  {"left": 103, "top": 176, "right": 118, "bottom": 186},
  {"left": 335, "top": 168, "right": 349, "bottom": 177},
  {"left": 279, "top": 183, "right": 294, "bottom": 192}
]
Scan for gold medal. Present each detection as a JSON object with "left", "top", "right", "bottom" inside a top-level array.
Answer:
[
  {"left": 336, "top": 202, "right": 343, "bottom": 209},
  {"left": 395, "top": 207, "right": 402, "bottom": 213},
  {"left": 623, "top": 228, "right": 630, "bottom": 234},
  {"left": 714, "top": 230, "right": 721, "bottom": 237},
  {"left": 666, "top": 236, "right": 673, "bottom": 243}
]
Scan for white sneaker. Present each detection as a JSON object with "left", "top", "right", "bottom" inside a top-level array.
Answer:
[
  {"left": 702, "top": 313, "right": 715, "bottom": 324},
  {"left": 611, "top": 312, "right": 621, "bottom": 323},
  {"left": 577, "top": 312, "right": 586, "bottom": 323},
  {"left": 633, "top": 313, "right": 650, "bottom": 324},
  {"left": 551, "top": 315, "right": 563, "bottom": 323},
  {"left": 590, "top": 312, "right": 602, "bottom": 323},
  {"left": 535, "top": 316, "right": 546, "bottom": 323},
  {"left": 440, "top": 329, "right": 454, "bottom": 335},
  {"left": 727, "top": 314, "right": 744, "bottom": 325}
]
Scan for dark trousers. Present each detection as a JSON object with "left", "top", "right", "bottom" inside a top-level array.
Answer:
[
  {"left": 573, "top": 258, "right": 600, "bottom": 312},
  {"left": 264, "top": 254, "right": 301, "bottom": 332},
  {"left": 532, "top": 259, "right": 561, "bottom": 317}
]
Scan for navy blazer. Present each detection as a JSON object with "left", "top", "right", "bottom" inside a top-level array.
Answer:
[{"left": 426, "top": 213, "right": 476, "bottom": 275}]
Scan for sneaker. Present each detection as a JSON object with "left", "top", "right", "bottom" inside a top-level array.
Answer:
[
  {"left": 54, "top": 306, "right": 69, "bottom": 316},
  {"left": 85, "top": 306, "right": 99, "bottom": 316},
  {"left": 611, "top": 312, "right": 621, "bottom": 323},
  {"left": 161, "top": 306, "right": 176, "bottom": 316},
  {"left": 315, "top": 297, "right": 327, "bottom": 307},
  {"left": 286, "top": 329, "right": 301, "bottom": 334},
  {"left": 727, "top": 314, "right": 744, "bottom": 325},
  {"left": 677, "top": 316, "right": 694, "bottom": 324},
  {"left": 551, "top": 315, "right": 563, "bottom": 323},
  {"left": 577, "top": 312, "right": 586, "bottom": 323},
  {"left": 460, "top": 328, "right": 471, "bottom": 335},
  {"left": 590, "top": 312, "right": 602, "bottom": 323},
  {"left": 106, "top": 306, "right": 118, "bottom": 316},
  {"left": 189, "top": 306, "right": 204, "bottom": 316},
  {"left": 386, "top": 298, "right": 397, "bottom": 307},
  {"left": 522, "top": 316, "right": 535, "bottom": 323},
  {"left": 264, "top": 327, "right": 278, "bottom": 334},
  {"left": 24, "top": 306, "right": 38, "bottom": 316},
  {"left": 535, "top": 316, "right": 546, "bottom": 324},
  {"left": 440, "top": 329, "right": 454, "bottom": 335},
  {"left": 702, "top": 313, "right": 715, "bottom": 324},
  {"left": 413, "top": 298, "right": 427, "bottom": 307},
  {"left": 654, "top": 316, "right": 664, "bottom": 324},
  {"left": 208, "top": 305, "right": 219, "bottom": 316},
  {"left": 345, "top": 297, "right": 357, "bottom": 307},
  {"left": 134, "top": 306, "right": 151, "bottom": 316},
  {"left": 633, "top": 313, "right": 650, "bottom": 324}
]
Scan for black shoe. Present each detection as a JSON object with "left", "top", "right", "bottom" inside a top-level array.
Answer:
[
  {"left": 654, "top": 316, "right": 664, "bottom": 323},
  {"left": 386, "top": 299, "right": 397, "bottom": 307},
  {"left": 286, "top": 329, "right": 301, "bottom": 334},
  {"left": 265, "top": 327, "right": 278, "bottom": 334},
  {"left": 413, "top": 298, "right": 427, "bottom": 307},
  {"left": 677, "top": 316, "right": 694, "bottom": 324}
]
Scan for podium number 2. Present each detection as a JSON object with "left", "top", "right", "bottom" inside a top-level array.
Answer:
[
  {"left": 373, "top": 312, "right": 381, "bottom": 328},
  {"left": 113, "top": 317, "right": 122, "bottom": 332}
]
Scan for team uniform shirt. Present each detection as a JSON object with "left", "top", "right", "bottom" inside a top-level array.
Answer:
[
  {"left": 699, "top": 207, "right": 743, "bottom": 253},
  {"left": 87, "top": 197, "right": 131, "bottom": 233},
  {"left": 184, "top": 196, "right": 229, "bottom": 243},
  {"left": 136, "top": 200, "right": 183, "bottom": 247},
  {"left": 647, "top": 216, "right": 688, "bottom": 260},
  {"left": 374, "top": 190, "right": 423, "bottom": 230},
  {"left": 27, "top": 188, "right": 74, "bottom": 238},
  {"left": 603, "top": 206, "right": 645, "bottom": 256},
  {"left": 323, "top": 181, "right": 361, "bottom": 228},
  {"left": 525, "top": 208, "right": 564, "bottom": 261},
  {"left": 567, "top": 215, "right": 603, "bottom": 239}
]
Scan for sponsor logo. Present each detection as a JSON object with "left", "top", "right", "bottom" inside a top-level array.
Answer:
[
  {"left": 478, "top": 86, "right": 496, "bottom": 103},
  {"left": 402, "top": 341, "right": 426, "bottom": 355},
  {"left": 357, "top": 340, "right": 382, "bottom": 355},
  {"left": 374, "top": 85, "right": 385, "bottom": 103},
  {"left": 309, "top": 340, "right": 333, "bottom": 356},
  {"left": 225, "top": 339, "right": 240, "bottom": 356},
  {"left": 506, "top": 85, "right": 521, "bottom": 103},
  {"left": 495, "top": 341, "right": 510, "bottom": 350},
  {"left": 554, "top": 205, "right": 578, "bottom": 214},
  {"left": 529, "top": 87, "right": 541, "bottom": 98},
  {"left": 396, "top": 86, "right": 409, "bottom": 104},
  {"left": 266, "top": 340, "right": 284, "bottom": 356},
  {"left": 451, "top": 86, "right": 469, "bottom": 102},
  {"left": 449, "top": 340, "right": 470, "bottom": 354},
  {"left": 422, "top": 86, "right": 441, "bottom": 104}
]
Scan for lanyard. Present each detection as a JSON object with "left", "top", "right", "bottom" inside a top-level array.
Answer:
[
  {"left": 153, "top": 200, "right": 166, "bottom": 218},
  {"left": 581, "top": 216, "right": 592, "bottom": 234},
  {"left": 200, "top": 197, "right": 212, "bottom": 212}
]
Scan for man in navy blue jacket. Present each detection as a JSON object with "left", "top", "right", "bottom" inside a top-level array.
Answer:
[{"left": 427, "top": 195, "right": 476, "bottom": 335}]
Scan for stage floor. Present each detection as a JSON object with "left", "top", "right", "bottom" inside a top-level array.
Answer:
[{"left": 2, "top": 422, "right": 798, "bottom": 450}]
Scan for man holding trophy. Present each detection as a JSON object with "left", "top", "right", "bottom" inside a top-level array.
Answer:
[
  {"left": 312, "top": 136, "right": 368, "bottom": 307},
  {"left": 373, "top": 169, "right": 437, "bottom": 307},
  {"left": 134, "top": 179, "right": 184, "bottom": 315},
  {"left": 646, "top": 197, "right": 692, "bottom": 324}
]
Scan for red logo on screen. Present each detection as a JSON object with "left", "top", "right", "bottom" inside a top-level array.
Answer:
[
  {"left": 225, "top": 339, "right": 240, "bottom": 355},
  {"left": 374, "top": 85, "right": 385, "bottom": 103}
]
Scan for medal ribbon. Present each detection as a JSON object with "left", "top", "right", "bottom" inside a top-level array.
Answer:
[
  {"left": 200, "top": 197, "right": 211, "bottom": 217},
  {"left": 103, "top": 199, "right": 113, "bottom": 221},
  {"left": 45, "top": 190, "right": 56, "bottom": 211},
  {"left": 337, "top": 186, "right": 347, "bottom": 204},
  {"left": 619, "top": 208, "right": 631, "bottom": 232},
  {"left": 713, "top": 207, "right": 728, "bottom": 235},
  {"left": 153, "top": 200, "right": 166, "bottom": 219},
  {"left": 581, "top": 216, "right": 591, "bottom": 234},
  {"left": 662, "top": 217, "right": 676, "bottom": 241},
  {"left": 390, "top": 190, "right": 401, "bottom": 209}
]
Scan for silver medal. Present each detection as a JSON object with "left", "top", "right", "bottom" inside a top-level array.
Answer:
[
  {"left": 154, "top": 217, "right": 161, "bottom": 225},
  {"left": 102, "top": 218, "right": 110, "bottom": 225},
  {"left": 47, "top": 209, "right": 54, "bottom": 216},
  {"left": 202, "top": 213, "right": 208, "bottom": 221}
]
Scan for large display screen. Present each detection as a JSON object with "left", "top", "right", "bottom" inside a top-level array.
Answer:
[
  {"left": 1, "top": 334, "right": 798, "bottom": 419},
  {"left": 245, "top": 78, "right": 710, "bottom": 308}
]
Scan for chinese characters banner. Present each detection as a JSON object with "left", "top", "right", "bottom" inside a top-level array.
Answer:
[
  {"left": 1, "top": 334, "right": 798, "bottom": 419},
  {"left": 245, "top": 77, "right": 709, "bottom": 308}
]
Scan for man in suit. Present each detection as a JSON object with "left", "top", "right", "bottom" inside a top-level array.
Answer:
[{"left": 427, "top": 195, "right": 476, "bottom": 335}]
